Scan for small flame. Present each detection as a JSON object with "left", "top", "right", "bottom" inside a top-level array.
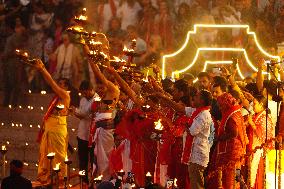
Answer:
[
  {"left": 94, "top": 175, "right": 103, "bottom": 180},
  {"left": 154, "top": 119, "right": 163, "bottom": 131},
  {"left": 119, "top": 169, "right": 124, "bottom": 173},
  {"left": 41, "top": 90, "right": 46, "bottom": 94},
  {"left": 65, "top": 156, "right": 68, "bottom": 162},
  {"left": 132, "top": 39, "right": 136, "bottom": 42},
  {"left": 123, "top": 45, "right": 134, "bottom": 52},
  {"left": 146, "top": 172, "right": 152, "bottom": 177},
  {"left": 54, "top": 163, "right": 60, "bottom": 170},
  {"left": 131, "top": 184, "right": 136, "bottom": 188},
  {"left": 94, "top": 96, "right": 101, "bottom": 102},
  {"left": 79, "top": 170, "right": 86, "bottom": 176},
  {"left": 83, "top": 8, "right": 87, "bottom": 12},
  {"left": 113, "top": 56, "right": 121, "bottom": 61},
  {"left": 47, "top": 152, "right": 55, "bottom": 157},
  {"left": 1, "top": 145, "right": 6, "bottom": 151},
  {"left": 174, "top": 178, "right": 178, "bottom": 187},
  {"left": 100, "top": 52, "right": 108, "bottom": 59},
  {"left": 142, "top": 70, "right": 149, "bottom": 82},
  {"left": 16, "top": 49, "right": 20, "bottom": 53},
  {"left": 56, "top": 104, "right": 65, "bottom": 109},
  {"left": 75, "top": 15, "right": 87, "bottom": 21}
]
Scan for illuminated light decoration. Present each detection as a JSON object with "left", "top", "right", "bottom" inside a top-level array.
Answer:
[
  {"left": 18, "top": 105, "right": 22, "bottom": 109},
  {"left": 11, "top": 123, "right": 14, "bottom": 127},
  {"left": 16, "top": 124, "right": 18, "bottom": 127},
  {"left": 24, "top": 162, "right": 29, "bottom": 166},
  {"left": 28, "top": 90, "right": 31, "bottom": 94},
  {"left": 71, "top": 128, "right": 75, "bottom": 132},
  {"left": 6, "top": 141, "right": 9, "bottom": 145},
  {"left": 29, "top": 124, "right": 32, "bottom": 128},
  {"left": 25, "top": 143, "right": 28, "bottom": 146},
  {"left": 30, "top": 106, "right": 34, "bottom": 110},
  {"left": 162, "top": 24, "right": 281, "bottom": 79},
  {"left": 79, "top": 170, "right": 86, "bottom": 176},
  {"left": 35, "top": 163, "right": 38, "bottom": 167},
  {"left": 19, "top": 124, "right": 22, "bottom": 127},
  {"left": 1, "top": 123, "right": 4, "bottom": 126},
  {"left": 192, "top": 60, "right": 245, "bottom": 83},
  {"left": 38, "top": 125, "right": 40, "bottom": 128},
  {"left": 74, "top": 147, "right": 77, "bottom": 151},
  {"left": 40, "top": 90, "right": 46, "bottom": 95},
  {"left": 8, "top": 105, "right": 11, "bottom": 109},
  {"left": 40, "top": 107, "right": 43, "bottom": 111}
]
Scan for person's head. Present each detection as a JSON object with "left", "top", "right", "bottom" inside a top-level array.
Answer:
[
  {"left": 79, "top": 80, "right": 95, "bottom": 100},
  {"left": 10, "top": 160, "right": 24, "bottom": 176},
  {"left": 62, "top": 33, "right": 71, "bottom": 46},
  {"left": 172, "top": 79, "right": 188, "bottom": 102},
  {"left": 58, "top": 78, "right": 71, "bottom": 91},
  {"left": 217, "top": 92, "right": 238, "bottom": 113},
  {"left": 127, "top": 25, "right": 138, "bottom": 39},
  {"left": 244, "top": 76, "right": 254, "bottom": 84},
  {"left": 161, "top": 78, "right": 174, "bottom": 94},
  {"left": 193, "top": 89, "right": 212, "bottom": 107},
  {"left": 178, "top": 3, "right": 190, "bottom": 17},
  {"left": 183, "top": 73, "right": 195, "bottom": 86},
  {"left": 197, "top": 72, "right": 211, "bottom": 90},
  {"left": 158, "top": 0, "right": 169, "bottom": 14},
  {"left": 109, "top": 17, "right": 121, "bottom": 30},
  {"left": 211, "top": 76, "right": 227, "bottom": 99},
  {"left": 253, "top": 95, "right": 267, "bottom": 113}
]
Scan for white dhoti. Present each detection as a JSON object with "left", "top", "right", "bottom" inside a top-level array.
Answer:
[{"left": 94, "top": 127, "right": 115, "bottom": 180}]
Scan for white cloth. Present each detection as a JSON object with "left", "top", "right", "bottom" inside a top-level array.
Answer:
[
  {"left": 75, "top": 95, "right": 99, "bottom": 141},
  {"left": 94, "top": 127, "right": 115, "bottom": 180},
  {"left": 185, "top": 107, "right": 213, "bottom": 167},
  {"left": 100, "top": 1, "right": 119, "bottom": 32},
  {"left": 268, "top": 99, "right": 279, "bottom": 127},
  {"left": 54, "top": 44, "right": 74, "bottom": 79},
  {"left": 117, "top": 2, "right": 142, "bottom": 30}
]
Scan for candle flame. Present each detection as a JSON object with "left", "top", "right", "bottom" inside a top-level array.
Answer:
[
  {"left": 174, "top": 178, "right": 178, "bottom": 187},
  {"left": 1, "top": 145, "right": 6, "bottom": 151},
  {"left": 131, "top": 184, "right": 136, "bottom": 188},
  {"left": 47, "top": 152, "right": 55, "bottom": 157},
  {"left": 56, "top": 104, "right": 65, "bottom": 109},
  {"left": 54, "top": 163, "right": 60, "bottom": 170},
  {"left": 123, "top": 45, "right": 134, "bottom": 52},
  {"left": 75, "top": 15, "right": 87, "bottom": 21},
  {"left": 154, "top": 119, "right": 163, "bottom": 131},
  {"left": 79, "top": 170, "right": 86, "bottom": 176},
  {"left": 83, "top": 8, "right": 87, "bottom": 11},
  {"left": 142, "top": 70, "right": 149, "bottom": 82},
  {"left": 65, "top": 155, "right": 68, "bottom": 162},
  {"left": 119, "top": 169, "right": 124, "bottom": 172},
  {"left": 146, "top": 172, "right": 152, "bottom": 177},
  {"left": 94, "top": 175, "right": 103, "bottom": 180},
  {"left": 132, "top": 39, "right": 136, "bottom": 42}
]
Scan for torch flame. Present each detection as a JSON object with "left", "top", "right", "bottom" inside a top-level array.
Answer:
[
  {"left": 75, "top": 15, "right": 87, "bottom": 21},
  {"left": 83, "top": 8, "right": 87, "bottom": 12},
  {"left": 54, "top": 163, "right": 60, "bottom": 170},
  {"left": 174, "top": 178, "right": 178, "bottom": 187},
  {"left": 47, "top": 152, "right": 55, "bottom": 157},
  {"left": 79, "top": 170, "right": 86, "bottom": 176},
  {"left": 119, "top": 169, "right": 124, "bottom": 172},
  {"left": 65, "top": 155, "right": 68, "bottom": 162},
  {"left": 94, "top": 175, "right": 103, "bottom": 180},
  {"left": 113, "top": 56, "right": 121, "bottom": 62},
  {"left": 142, "top": 70, "right": 149, "bottom": 82},
  {"left": 1, "top": 145, "right": 6, "bottom": 151},
  {"left": 146, "top": 172, "right": 152, "bottom": 177},
  {"left": 154, "top": 119, "right": 163, "bottom": 131}
]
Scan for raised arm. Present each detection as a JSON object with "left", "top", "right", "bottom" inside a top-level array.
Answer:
[
  {"left": 153, "top": 92, "right": 185, "bottom": 113},
  {"left": 106, "top": 66, "right": 144, "bottom": 106},
  {"left": 34, "top": 59, "right": 69, "bottom": 101}
]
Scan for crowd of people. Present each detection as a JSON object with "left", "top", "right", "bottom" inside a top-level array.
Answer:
[{"left": 1, "top": 0, "right": 284, "bottom": 189}]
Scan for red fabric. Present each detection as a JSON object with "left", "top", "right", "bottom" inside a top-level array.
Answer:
[
  {"left": 88, "top": 101, "right": 98, "bottom": 147},
  {"left": 181, "top": 106, "right": 210, "bottom": 164},
  {"left": 115, "top": 109, "right": 157, "bottom": 186},
  {"left": 208, "top": 93, "right": 247, "bottom": 189},
  {"left": 253, "top": 156, "right": 264, "bottom": 189},
  {"left": 109, "top": 142, "right": 124, "bottom": 175}
]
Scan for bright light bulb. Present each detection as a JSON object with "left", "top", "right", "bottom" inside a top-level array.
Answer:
[
  {"left": 18, "top": 105, "right": 22, "bottom": 109},
  {"left": 38, "top": 125, "right": 40, "bottom": 128},
  {"left": 11, "top": 123, "right": 14, "bottom": 127},
  {"left": 72, "top": 129, "right": 75, "bottom": 132},
  {"left": 29, "top": 125, "right": 32, "bottom": 128},
  {"left": 28, "top": 90, "right": 31, "bottom": 93},
  {"left": 6, "top": 141, "right": 9, "bottom": 145},
  {"left": 8, "top": 105, "right": 11, "bottom": 108},
  {"left": 25, "top": 143, "right": 28, "bottom": 146},
  {"left": 1, "top": 123, "right": 4, "bottom": 126},
  {"left": 40, "top": 107, "right": 43, "bottom": 111},
  {"left": 19, "top": 124, "right": 22, "bottom": 127}
]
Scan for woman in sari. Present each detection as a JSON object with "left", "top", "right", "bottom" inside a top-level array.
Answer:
[
  {"left": 247, "top": 95, "right": 274, "bottom": 189},
  {"left": 33, "top": 59, "right": 70, "bottom": 184}
]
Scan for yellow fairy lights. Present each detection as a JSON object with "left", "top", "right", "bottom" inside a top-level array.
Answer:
[{"left": 162, "top": 24, "right": 281, "bottom": 79}]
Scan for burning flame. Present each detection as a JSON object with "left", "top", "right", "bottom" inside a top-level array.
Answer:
[
  {"left": 1, "top": 145, "right": 6, "bottom": 151},
  {"left": 54, "top": 163, "right": 60, "bottom": 170},
  {"left": 123, "top": 45, "right": 134, "bottom": 52},
  {"left": 83, "top": 8, "right": 87, "bottom": 12},
  {"left": 119, "top": 169, "right": 124, "bottom": 173},
  {"left": 79, "top": 170, "right": 86, "bottom": 176},
  {"left": 94, "top": 175, "right": 103, "bottom": 180},
  {"left": 47, "top": 152, "right": 55, "bottom": 157},
  {"left": 174, "top": 178, "right": 178, "bottom": 187},
  {"left": 132, "top": 39, "right": 136, "bottom": 42},
  {"left": 131, "top": 184, "right": 136, "bottom": 188},
  {"left": 75, "top": 15, "right": 87, "bottom": 21},
  {"left": 56, "top": 104, "right": 65, "bottom": 109},
  {"left": 94, "top": 96, "right": 101, "bottom": 102},
  {"left": 65, "top": 156, "right": 68, "bottom": 162},
  {"left": 146, "top": 172, "right": 152, "bottom": 177},
  {"left": 154, "top": 119, "right": 164, "bottom": 131},
  {"left": 142, "top": 70, "right": 149, "bottom": 82}
]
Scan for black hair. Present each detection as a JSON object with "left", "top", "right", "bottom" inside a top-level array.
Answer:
[
  {"left": 58, "top": 78, "right": 80, "bottom": 107},
  {"left": 97, "top": 181, "right": 114, "bottom": 189},
  {"left": 212, "top": 76, "right": 228, "bottom": 92},
  {"left": 174, "top": 79, "right": 188, "bottom": 94},
  {"left": 245, "top": 82, "right": 261, "bottom": 96},
  {"left": 79, "top": 80, "right": 93, "bottom": 91},
  {"left": 161, "top": 78, "right": 173, "bottom": 93},
  {"left": 10, "top": 160, "right": 23, "bottom": 168},
  {"left": 200, "top": 89, "right": 213, "bottom": 106}
]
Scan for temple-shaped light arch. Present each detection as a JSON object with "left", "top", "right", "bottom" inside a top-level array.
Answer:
[{"left": 162, "top": 24, "right": 281, "bottom": 79}]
